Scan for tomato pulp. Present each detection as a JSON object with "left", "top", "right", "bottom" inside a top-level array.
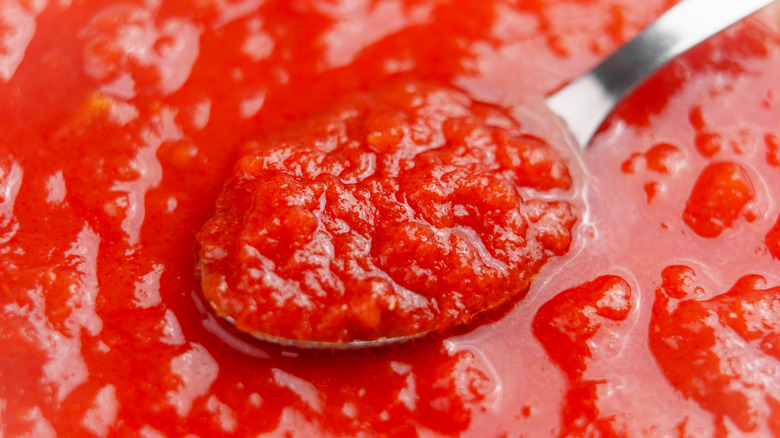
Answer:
[
  {"left": 0, "top": 0, "right": 779, "bottom": 436},
  {"left": 197, "top": 79, "right": 575, "bottom": 344}
]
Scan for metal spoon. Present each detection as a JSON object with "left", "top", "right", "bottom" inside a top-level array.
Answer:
[
  {"left": 217, "top": 0, "right": 777, "bottom": 349},
  {"left": 546, "top": 0, "right": 778, "bottom": 148}
]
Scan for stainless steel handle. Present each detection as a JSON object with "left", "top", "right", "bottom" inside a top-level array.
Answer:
[{"left": 546, "top": 0, "right": 777, "bottom": 148}]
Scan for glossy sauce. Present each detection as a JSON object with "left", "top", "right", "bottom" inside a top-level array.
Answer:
[{"left": 0, "top": 0, "right": 779, "bottom": 436}]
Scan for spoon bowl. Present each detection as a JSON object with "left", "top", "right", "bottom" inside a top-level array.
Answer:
[{"left": 219, "top": 313, "right": 430, "bottom": 350}]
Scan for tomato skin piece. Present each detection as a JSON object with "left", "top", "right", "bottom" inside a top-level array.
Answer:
[
  {"left": 649, "top": 266, "right": 780, "bottom": 433},
  {"left": 532, "top": 275, "right": 633, "bottom": 436},
  {"left": 683, "top": 162, "right": 755, "bottom": 238}
]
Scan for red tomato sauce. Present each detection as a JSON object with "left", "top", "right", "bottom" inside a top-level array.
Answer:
[{"left": 0, "top": 0, "right": 779, "bottom": 436}]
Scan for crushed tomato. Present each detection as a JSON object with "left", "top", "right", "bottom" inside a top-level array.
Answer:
[{"left": 197, "top": 80, "right": 575, "bottom": 344}]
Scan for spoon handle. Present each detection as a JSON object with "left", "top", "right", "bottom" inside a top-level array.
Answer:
[{"left": 546, "top": 0, "right": 777, "bottom": 148}]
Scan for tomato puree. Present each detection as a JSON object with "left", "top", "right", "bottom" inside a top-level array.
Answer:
[{"left": 1, "top": 0, "right": 780, "bottom": 436}]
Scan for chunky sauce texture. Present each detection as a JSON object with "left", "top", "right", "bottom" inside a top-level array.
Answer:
[
  {"left": 197, "top": 80, "right": 575, "bottom": 344},
  {"left": 1, "top": 0, "right": 779, "bottom": 436}
]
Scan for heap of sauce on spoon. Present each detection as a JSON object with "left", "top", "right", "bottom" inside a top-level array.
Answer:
[{"left": 197, "top": 80, "right": 577, "bottom": 346}]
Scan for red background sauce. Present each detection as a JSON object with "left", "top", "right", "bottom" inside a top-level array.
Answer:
[{"left": 0, "top": 0, "right": 779, "bottom": 436}]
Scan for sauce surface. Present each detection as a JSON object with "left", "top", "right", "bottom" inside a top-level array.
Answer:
[{"left": 1, "top": 0, "right": 779, "bottom": 436}]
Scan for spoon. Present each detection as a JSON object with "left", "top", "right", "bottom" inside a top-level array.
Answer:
[
  {"left": 546, "top": 0, "right": 778, "bottom": 148},
  {"left": 215, "top": 0, "right": 777, "bottom": 349}
]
